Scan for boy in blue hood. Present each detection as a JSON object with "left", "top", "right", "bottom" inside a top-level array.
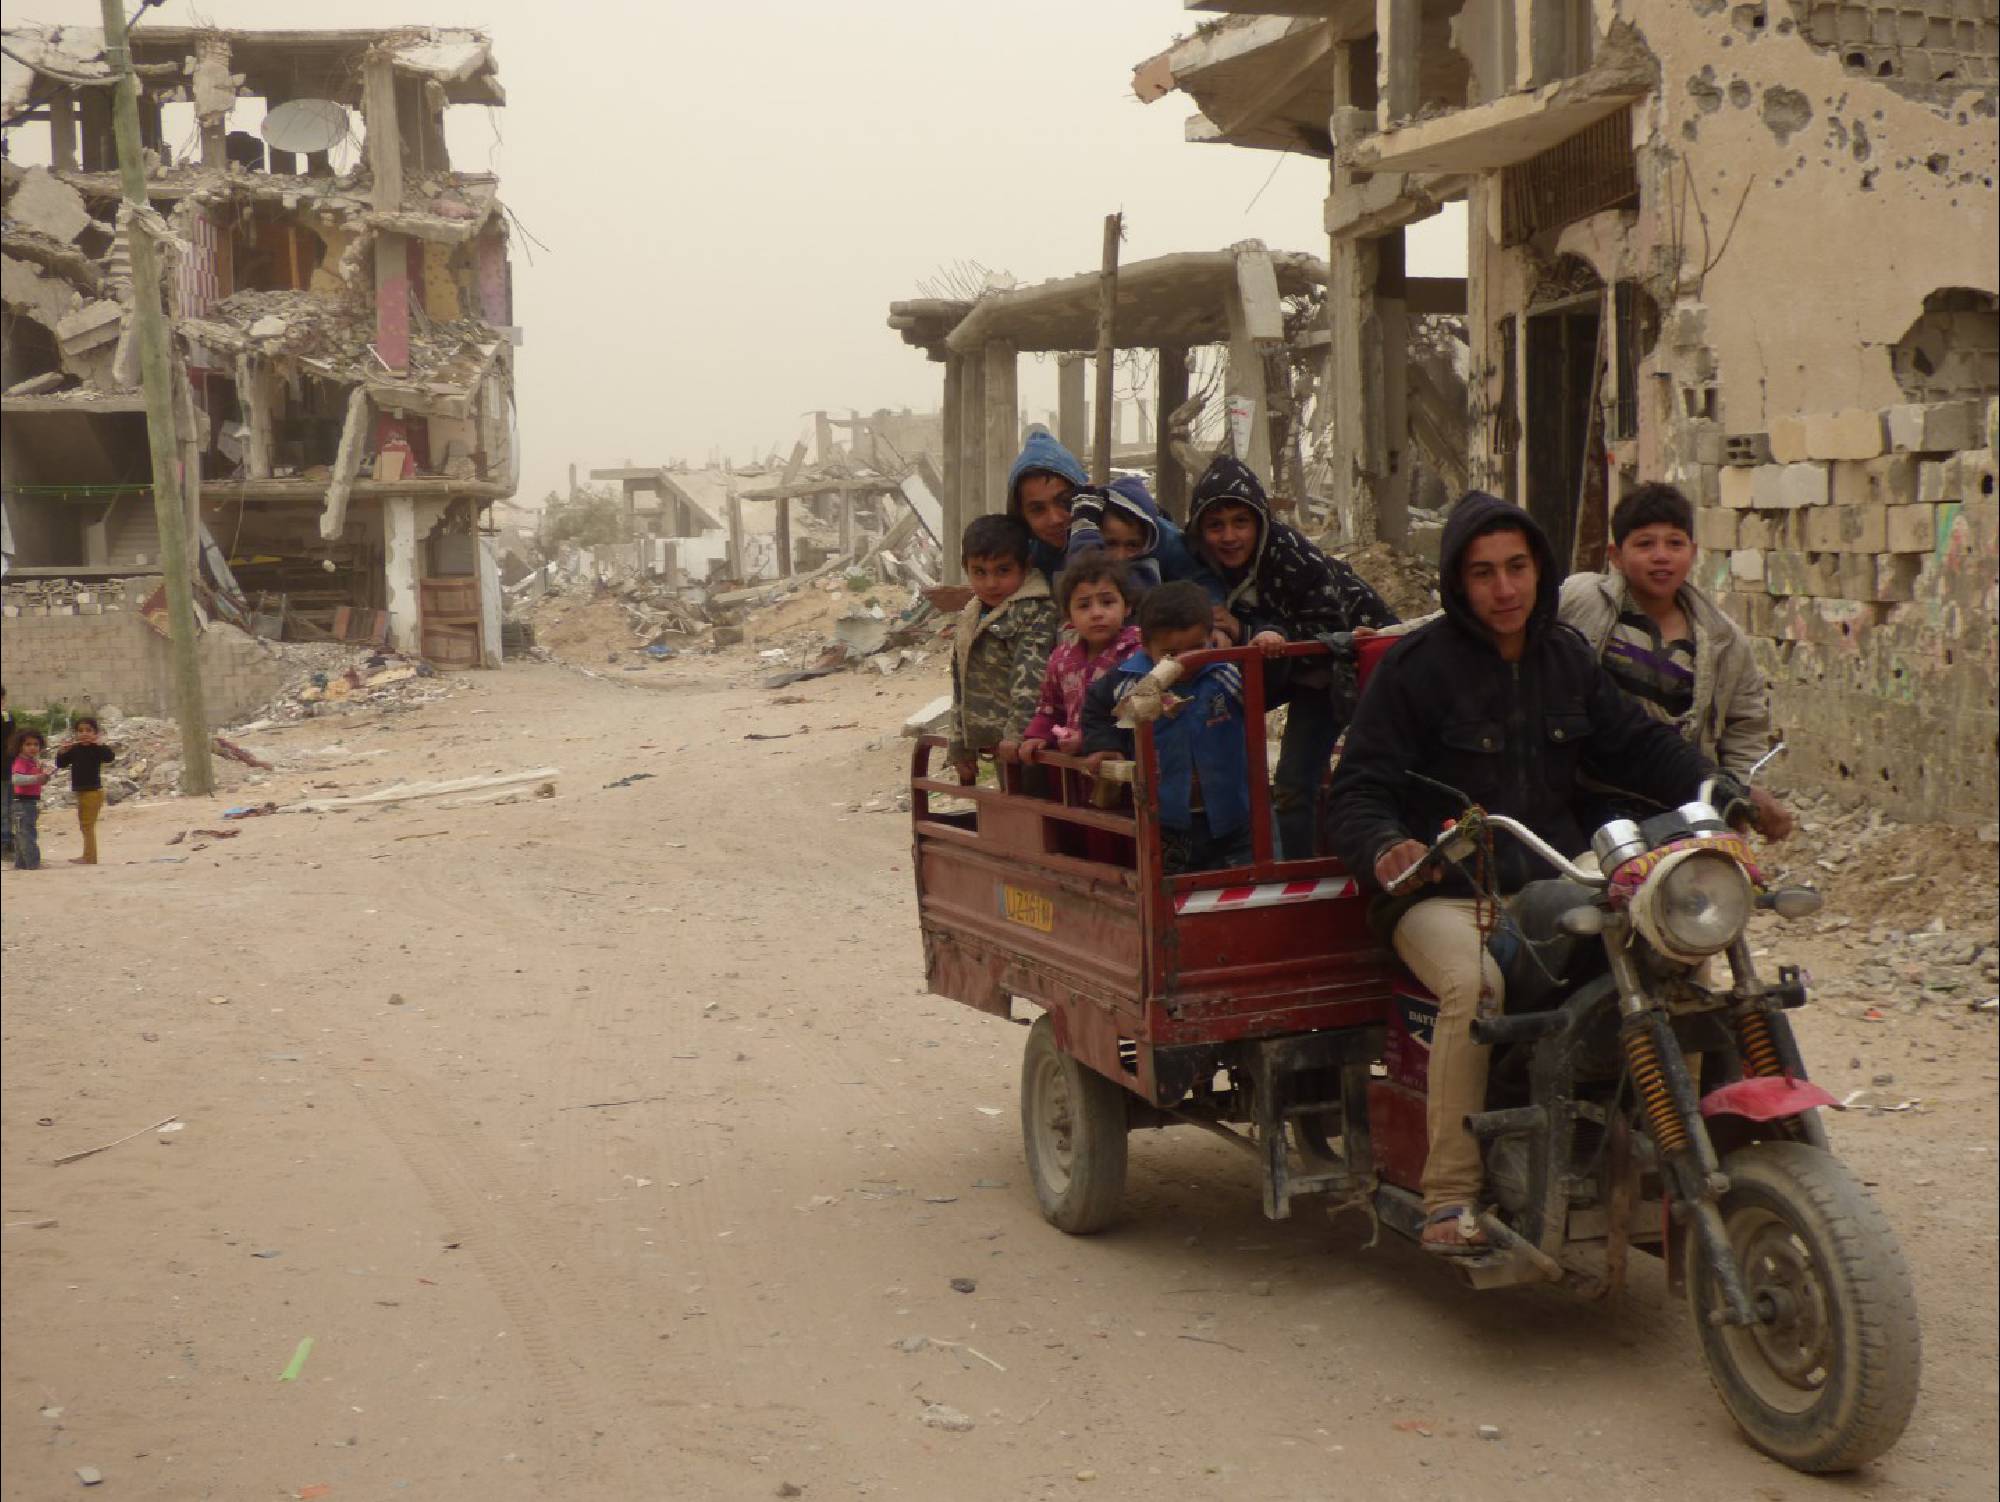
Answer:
[
  {"left": 1003, "top": 431, "right": 1217, "bottom": 596},
  {"left": 1186, "top": 455, "right": 1399, "bottom": 859}
]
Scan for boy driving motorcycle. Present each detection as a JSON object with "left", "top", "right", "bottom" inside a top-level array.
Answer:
[{"left": 1327, "top": 493, "right": 1739, "bottom": 1254}]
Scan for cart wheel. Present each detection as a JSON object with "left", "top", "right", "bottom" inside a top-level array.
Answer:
[{"left": 1020, "top": 1014, "right": 1128, "bottom": 1234}]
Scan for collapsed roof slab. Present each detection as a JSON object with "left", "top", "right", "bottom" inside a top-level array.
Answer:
[
  {"left": 910, "top": 247, "right": 1326, "bottom": 359},
  {"left": 1134, "top": 6, "right": 1372, "bottom": 157}
]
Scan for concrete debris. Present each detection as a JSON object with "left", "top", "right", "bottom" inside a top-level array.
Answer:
[
  {"left": 916, "top": 1403, "right": 974, "bottom": 1433},
  {"left": 8, "top": 165, "right": 93, "bottom": 243}
]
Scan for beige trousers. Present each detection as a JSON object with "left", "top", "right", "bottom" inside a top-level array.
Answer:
[{"left": 1390, "top": 897, "right": 1504, "bottom": 1215}]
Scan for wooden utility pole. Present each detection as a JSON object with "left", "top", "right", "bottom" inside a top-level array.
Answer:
[
  {"left": 1092, "top": 212, "right": 1122, "bottom": 484},
  {"left": 100, "top": 0, "right": 213, "bottom": 794}
]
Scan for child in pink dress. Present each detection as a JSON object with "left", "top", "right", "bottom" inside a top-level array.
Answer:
[{"left": 1006, "top": 550, "right": 1143, "bottom": 763}]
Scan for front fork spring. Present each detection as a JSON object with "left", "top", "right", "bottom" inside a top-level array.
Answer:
[
  {"left": 1624, "top": 1020, "right": 1689, "bottom": 1155},
  {"left": 1736, "top": 1005, "right": 1784, "bottom": 1077}
]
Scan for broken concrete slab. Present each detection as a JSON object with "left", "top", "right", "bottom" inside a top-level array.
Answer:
[
  {"left": 55, "top": 298, "right": 122, "bottom": 357},
  {"left": 7, "top": 165, "right": 92, "bottom": 244}
]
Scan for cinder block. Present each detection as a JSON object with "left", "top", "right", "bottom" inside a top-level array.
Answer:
[
  {"left": 1885, "top": 503, "right": 1938, "bottom": 553},
  {"left": 1768, "top": 463, "right": 1829, "bottom": 509},
  {"left": 1721, "top": 432, "right": 1772, "bottom": 468},
  {"left": 1769, "top": 415, "right": 1811, "bottom": 464},
  {"left": 1886, "top": 399, "right": 1984, "bottom": 454},
  {"left": 1949, "top": 447, "right": 1997, "bottom": 503},
  {"left": 1737, "top": 513, "right": 1775, "bottom": 549},
  {"left": 1665, "top": 302, "right": 1709, "bottom": 350},
  {"left": 1721, "top": 466, "right": 1759, "bottom": 509},
  {"left": 1838, "top": 553, "right": 1923, "bottom": 603},
  {"left": 1832, "top": 454, "right": 1918, "bottom": 508},
  {"left": 1695, "top": 509, "right": 1740, "bottom": 550},
  {"left": 1804, "top": 409, "right": 1886, "bottom": 461},
  {"left": 1803, "top": 504, "right": 1888, "bottom": 553},
  {"left": 1727, "top": 548, "right": 1764, "bottom": 583},
  {"left": 1689, "top": 427, "right": 1726, "bottom": 466},
  {"left": 1751, "top": 465, "right": 1787, "bottom": 508},
  {"left": 1765, "top": 550, "right": 1824, "bottom": 596}
]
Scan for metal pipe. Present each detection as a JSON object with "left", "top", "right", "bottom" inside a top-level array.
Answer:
[
  {"left": 1474, "top": 1212, "right": 1564, "bottom": 1281},
  {"left": 1464, "top": 1105, "right": 1547, "bottom": 1138}
]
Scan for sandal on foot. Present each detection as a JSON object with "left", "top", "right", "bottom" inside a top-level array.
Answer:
[{"left": 1421, "top": 1205, "right": 1489, "bottom": 1257}]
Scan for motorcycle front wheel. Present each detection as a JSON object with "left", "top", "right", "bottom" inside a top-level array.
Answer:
[{"left": 1689, "top": 1140, "right": 1921, "bottom": 1472}]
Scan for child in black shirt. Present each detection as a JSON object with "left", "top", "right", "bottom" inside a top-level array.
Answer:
[{"left": 55, "top": 717, "right": 117, "bottom": 865}]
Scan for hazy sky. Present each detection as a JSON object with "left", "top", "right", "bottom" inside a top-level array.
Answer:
[{"left": 26, "top": 1, "right": 1465, "bottom": 505}]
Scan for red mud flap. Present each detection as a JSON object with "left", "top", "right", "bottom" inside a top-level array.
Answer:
[{"left": 1699, "top": 1076, "right": 1842, "bottom": 1122}]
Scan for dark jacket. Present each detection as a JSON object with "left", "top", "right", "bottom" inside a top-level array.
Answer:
[
  {"left": 1325, "top": 491, "right": 1715, "bottom": 897},
  {"left": 1081, "top": 651, "right": 1250, "bottom": 834},
  {"left": 1065, "top": 477, "right": 1222, "bottom": 598},
  {"left": 1186, "top": 456, "right": 1398, "bottom": 640}
]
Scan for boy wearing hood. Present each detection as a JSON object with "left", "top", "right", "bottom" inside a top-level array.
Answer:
[
  {"left": 1186, "top": 455, "right": 1399, "bottom": 859},
  {"left": 1003, "top": 432, "right": 1215, "bottom": 594},
  {"left": 1326, "top": 493, "right": 1726, "bottom": 1254}
]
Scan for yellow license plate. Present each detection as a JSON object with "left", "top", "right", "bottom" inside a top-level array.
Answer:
[{"left": 1002, "top": 885, "right": 1054, "bottom": 933}]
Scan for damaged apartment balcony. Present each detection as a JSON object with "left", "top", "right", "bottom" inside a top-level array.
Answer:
[{"left": 1339, "top": 34, "right": 1651, "bottom": 175}]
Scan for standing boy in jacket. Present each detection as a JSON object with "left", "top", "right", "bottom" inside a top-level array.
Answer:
[
  {"left": 1327, "top": 493, "right": 1727, "bottom": 1254},
  {"left": 1559, "top": 483, "right": 1793, "bottom": 838},
  {"left": 1187, "top": 455, "right": 1398, "bottom": 859}
]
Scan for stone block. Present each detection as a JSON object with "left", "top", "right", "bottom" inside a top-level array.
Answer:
[
  {"left": 1832, "top": 454, "right": 1918, "bottom": 508},
  {"left": 1761, "top": 463, "right": 1829, "bottom": 509},
  {"left": 1689, "top": 427, "right": 1726, "bottom": 466},
  {"left": 1886, "top": 399, "right": 1985, "bottom": 454},
  {"left": 1803, "top": 504, "right": 1887, "bottom": 553},
  {"left": 1769, "top": 415, "right": 1810, "bottom": 464},
  {"left": 1737, "top": 513, "right": 1775, "bottom": 549},
  {"left": 1729, "top": 548, "right": 1766, "bottom": 583},
  {"left": 1885, "top": 503, "right": 1938, "bottom": 553},
  {"left": 1694, "top": 508, "right": 1739, "bottom": 550},
  {"left": 1804, "top": 409, "right": 1886, "bottom": 461},
  {"left": 1764, "top": 550, "right": 1838, "bottom": 596},
  {"left": 1950, "top": 447, "right": 1997, "bottom": 503},
  {"left": 1918, "top": 459, "right": 1952, "bottom": 505},
  {"left": 1838, "top": 553, "right": 1923, "bottom": 603},
  {"left": 1720, "top": 466, "right": 1758, "bottom": 509},
  {"left": 1735, "top": 590, "right": 1778, "bottom": 637}
]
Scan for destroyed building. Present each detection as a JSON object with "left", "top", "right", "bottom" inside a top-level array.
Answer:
[
  {"left": 1139, "top": 2, "right": 1997, "bottom": 823},
  {"left": 2, "top": 20, "right": 518, "bottom": 716}
]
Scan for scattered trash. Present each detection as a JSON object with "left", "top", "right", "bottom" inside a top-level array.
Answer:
[
  {"left": 253, "top": 1249, "right": 283, "bottom": 1259},
  {"left": 189, "top": 828, "right": 241, "bottom": 840},
  {"left": 223, "top": 803, "right": 279, "bottom": 819},
  {"left": 921, "top": 1194, "right": 958, "bottom": 1204},
  {"left": 279, "top": 1336, "right": 316, "bottom": 1382},
  {"left": 53, "top": 1114, "right": 180, "bottom": 1167},
  {"left": 297, "top": 1486, "right": 334, "bottom": 1501},
  {"left": 388, "top": 994, "right": 406, "bottom": 1006},
  {"left": 1478, "top": 1423, "right": 1503, "bottom": 1441},
  {"left": 605, "top": 772, "right": 656, "bottom": 789},
  {"left": 917, "top": 1403, "right": 974, "bottom": 1433},
  {"left": 744, "top": 732, "right": 793, "bottom": 742},
  {"left": 643, "top": 644, "right": 677, "bottom": 660},
  {"left": 1075, "top": 1471, "right": 1098, "bottom": 1483},
  {"left": 975, "top": 1106, "right": 1002, "bottom": 1117},
  {"left": 75, "top": 1466, "right": 103, "bottom": 1487},
  {"left": 165, "top": 830, "right": 186, "bottom": 846},
  {"left": 212, "top": 735, "right": 274, "bottom": 770},
  {"left": 949, "top": 1277, "right": 977, "bottom": 1294},
  {"left": 1392, "top": 1418, "right": 1435, "bottom": 1437}
]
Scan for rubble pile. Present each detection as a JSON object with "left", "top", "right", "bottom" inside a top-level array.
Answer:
[
  {"left": 1335, "top": 541, "right": 1441, "bottom": 621},
  {"left": 2, "top": 576, "right": 156, "bottom": 618},
  {"left": 1769, "top": 790, "right": 1999, "bottom": 1011}
]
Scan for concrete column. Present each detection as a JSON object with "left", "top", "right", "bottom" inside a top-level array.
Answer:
[
  {"left": 477, "top": 532, "right": 502, "bottom": 666},
  {"left": 940, "top": 353, "right": 966, "bottom": 579},
  {"left": 1057, "top": 354, "right": 1087, "bottom": 456},
  {"left": 962, "top": 343, "right": 987, "bottom": 518},
  {"left": 1327, "top": 233, "right": 1386, "bottom": 546},
  {"left": 814, "top": 410, "right": 832, "bottom": 463},
  {"left": 1377, "top": 0, "right": 1421, "bottom": 129},
  {"left": 1225, "top": 249, "right": 1283, "bottom": 489},
  {"left": 775, "top": 496, "right": 794, "bottom": 576},
  {"left": 982, "top": 341, "right": 1018, "bottom": 525},
  {"left": 385, "top": 496, "right": 422, "bottom": 651},
  {"left": 78, "top": 87, "right": 114, "bottom": 172},
  {"left": 1154, "top": 346, "right": 1190, "bottom": 521},
  {"left": 373, "top": 233, "right": 411, "bottom": 372},
  {"left": 1376, "top": 230, "right": 1412, "bottom": 549},
  {"left": 838, "top": 493, "right": 856, "bottom": 556},
  {"left": 49, "top": 89, "right": 78, "bottom": 172}
]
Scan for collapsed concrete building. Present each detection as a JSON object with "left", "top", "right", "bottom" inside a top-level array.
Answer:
[
  {"left": 2, "top": 20, "right": 518, "bottom": 716},
  {"left": 1139, "top": 1, "right": 1997, "bottom": 822}
]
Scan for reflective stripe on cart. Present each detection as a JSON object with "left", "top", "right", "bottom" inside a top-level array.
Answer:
[{"left": 1172, "top": 876, "right": 1355, "bottom": 915}]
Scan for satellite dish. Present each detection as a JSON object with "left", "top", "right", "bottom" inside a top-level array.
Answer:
[{"left": 261, "top": 99, "right": 349, "bottom": 154}]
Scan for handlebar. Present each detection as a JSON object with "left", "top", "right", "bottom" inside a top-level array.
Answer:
[{"left": 1383, "top": 809, "right": 1605, "bottom": 894}]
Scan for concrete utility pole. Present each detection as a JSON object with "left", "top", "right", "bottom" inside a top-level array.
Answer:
[
  {"left": 1092, "top": 213, "right": 1122, "bottom": 484},
  {"left": 100, "top": 0, "right": 213, "bottom": 794}
]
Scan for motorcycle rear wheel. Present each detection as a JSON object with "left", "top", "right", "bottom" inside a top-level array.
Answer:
[
  {"left": 1689, "top": 1141, "right": 1920, "bottom": 1472},
  {"left": 1020, "top": 1015, "right": 1129, "bottom": 1235}
]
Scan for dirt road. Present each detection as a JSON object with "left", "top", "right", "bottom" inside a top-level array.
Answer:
[{"left": 3, "top": 655, "right": 1995, "bottom": 1501}]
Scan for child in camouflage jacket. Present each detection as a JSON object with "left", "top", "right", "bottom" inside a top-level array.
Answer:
[{"left": 946, "top": 515, "right": 1060, "bottom": 783}]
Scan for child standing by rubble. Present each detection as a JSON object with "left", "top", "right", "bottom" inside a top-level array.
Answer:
[
  {"left": 945, "top": 515, "right": 1060, "bottom": 785},
  {"left": 8, "top": 727, "right": 50, "bottom": 871},
  {"left": 1007, "top": 550, "right": 1142, "bottom": 762},
  {"left": 1080, "top": 581, "right": 1252, "bottom": 875},
  {"left": 55, "top": 716, "right": 117, "bottom": 865}
]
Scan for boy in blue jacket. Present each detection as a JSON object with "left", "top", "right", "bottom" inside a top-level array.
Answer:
[
  {"left": 1003, "top": 431, "right": 1217, "bottom": 596},
  {"left": 1080, "top": 581, "right": 1251, "bottom": 875}
]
